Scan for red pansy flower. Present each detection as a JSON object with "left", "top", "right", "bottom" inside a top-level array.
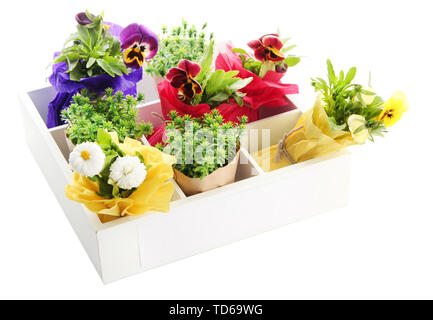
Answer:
[
  {"left": 247, "top": 34, "right": 285, "bottom": 62},
  {"left": 166, "top": 59, "right": 203, "bottom": 102}
]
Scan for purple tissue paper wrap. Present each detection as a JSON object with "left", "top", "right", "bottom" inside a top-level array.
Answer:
[{"left": 46, "top": 22, "right": 143, "bottom": 128}]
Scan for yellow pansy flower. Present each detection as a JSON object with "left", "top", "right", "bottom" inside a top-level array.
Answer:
[{"left": 378, "top": 91, "right": 408, "bottom": 127}]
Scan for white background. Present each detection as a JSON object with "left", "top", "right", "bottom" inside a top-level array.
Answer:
[{"left": 0, "top": 0, "right": 432, "bottom": 299}]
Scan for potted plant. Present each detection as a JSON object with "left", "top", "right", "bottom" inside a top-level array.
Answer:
[
  {"left": 65, "top": 129, "right": 176, "bottom": 223},
  {"left": 62, "top": 88, "right": 153, "bottom": 151},
  {"left": 156, "top": 110, "right": 247, "bottom": 196},
  {"left": 215, "top": 33, "right": 300, "bottom": 119},
  {"left": 253, "top": 59, "right": 408, "bottom": 172},
  {"left": 144, "top": 19, "right": 214, "bottom": 84},
  {"left": 47, "top": 11, "right": 158, "bottom": 128}
]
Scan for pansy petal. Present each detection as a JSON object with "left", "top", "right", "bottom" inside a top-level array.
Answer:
[
  {"left": 178, "top": 59, "right": 201, "bottom": 77},
  {"left": 166, "top": 67, "right": 187, "bottom": 82},
  {"left": 258, "top": 33, "right": 279, "bottom": 42},
  {"left": 169, "top": 74, "right": 188, "bottom": 88},
  {"left": 262, "top": 35, "right": 283, "bottom": 50},
  {"left": 253, "top": 46, "right": 267, "bottom": 61},
  {"left": 139, "top": 25, "right": 159, "bottom": 59},
  {"left": 191, "top": 78, "right": 203, "bottom": 95},
  {"left": 120, "top": 23, "right": 142, "bottom": 49},
  {"left": 123, "top": 47, "right": 145, "bottom": 69},
  {"left": 180, "top": 83, "right": 196, "bottom": 100},
  {"left": 247, "top": 39, "right": 262, "bottom": 50},
  {"left": 267, "top": 47, "right": 285, "bottom": 62}
]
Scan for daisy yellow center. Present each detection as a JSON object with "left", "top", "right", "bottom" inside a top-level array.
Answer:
[{"left": 81, "top": 150, "right": 91, "bottom": 161}]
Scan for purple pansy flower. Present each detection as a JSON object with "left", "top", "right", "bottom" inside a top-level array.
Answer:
[{"left": 119, "top": 23, "right": 159, "bottom": 69}]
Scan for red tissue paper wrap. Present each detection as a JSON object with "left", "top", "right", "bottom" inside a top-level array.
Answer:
[
  {"left": 215, "top": 44, "right": 299, "bottom": 110},
  {"left": 148, "top": 79, "right": 259, "bottom": 145}
]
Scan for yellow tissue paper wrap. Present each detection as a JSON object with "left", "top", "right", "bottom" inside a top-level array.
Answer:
[
  {"left": 65, "top": 135, "right": 176, "bottom": 220},
  {"left": 253, "top": 95, "right": 355, "bottom": 172}
]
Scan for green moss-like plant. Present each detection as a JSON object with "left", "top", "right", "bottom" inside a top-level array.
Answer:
[
  {"left": 62, "top": 88, "right": 153, "bottom": 145},
  {"left": 145, "top": 19, "right": 214, "bottom": 77},
  {"left": 156, "top": 110, "right": 247, "bottom": 179}
]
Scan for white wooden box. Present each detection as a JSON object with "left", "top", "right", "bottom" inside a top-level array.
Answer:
[{"left": 19, "top": 79, "right": 351, "bottom": 284}]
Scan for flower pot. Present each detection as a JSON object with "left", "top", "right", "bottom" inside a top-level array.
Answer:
[{"left": 174, "top": 151, "right": 240, "bottom": 196}]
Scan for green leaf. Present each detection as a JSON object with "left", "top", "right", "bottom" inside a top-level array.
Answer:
[
  {"left": 63, "top": 33, "right": 79, "bottom": 46},
  {"left": 135, "top": 152, "right": 145, "bottom": 164},
  {"left": 96, "top": 129, "right": 113, "bottom": 148},
  {"left": 344, "top": 67, "right": 357, "bottom": 85},
  {"left": 353, "top": 124, "right": 366, "bottom": 135},
  {"left": 86, "top": 57, "right": 96, "bottom": 68},
  {"left": 207, "top": 92, "right": 229, "bottom": 102},
  {"left": 103, "top": 57, "right": 124, "bottom": 76},
  {"left": 66, "top": 53, "right": 80, "bottom": 72},
  {"left": 361, "top": 89, "right": 375, "bottom": 95},
  {"left": 69, "top": 68, "right": 83, "bottom": 81},
  {"left": 90, "top": 175, "right": 113, "bottom": 198},
  {"left": 229, "top": 77, "right": 253, "bottom": 91},
  {"left": 231, "top": 48, "right": 249, "bottom": 55},
  {"left": 205, "top": 69, "right": 225, "bottom": 96},
  {"left": 96, "top": 58, "right": 115, "bottom": 77},
  {"left": 328, "top": 117, "right": 346, "bottom": 131},
  {"left": 369, "top": 95, "right": 384, "bottom": 108},
  {"left": 99, "top": 152, "right": 118, "bottom": 178},
  {"left": 327, "top": 59, "right": 336, "bottom": 85},
  {"left": 233, "top": 94, "right": 244, "bottom": 106},
  {"left": 259, "top": 60, "right": 274, "bottom": 78},
  {"left": 54, "top": 55, "right": 67, "bottom": 64},
  {"left": 196, "top": 40, "right": 215, "bottom": 85},
  {"left": 282, "top": 44, "right": 296, "bottom": 53},
  {"left": 76, "top": 25, "right": 91, "bottom": 46},
  {"left": 283, "top": 56, "right": 301, "bottom": 67},
  {"left": 110, "top": 37, "right": 121, "bottom": 56},
  {"left": 112, "top": 183, "right": 121, "bottom": 198},
  {"left": 280, "top": 37, "right": 291, "bottom": 45}
]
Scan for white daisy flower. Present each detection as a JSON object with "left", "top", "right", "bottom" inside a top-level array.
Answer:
[
  {"left": 109, "top": 155, "right": 147, "bottom": 190},
  {"left": 348, "top": 114, "right": 369, "bottom": 145},
  {"left": 69, "top": 142, "right": 106, "bottom": 177}
]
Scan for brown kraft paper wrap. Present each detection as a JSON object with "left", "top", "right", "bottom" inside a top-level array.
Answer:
[{"left": 174, "top": 151, "right": 240, "bottom": 196}]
